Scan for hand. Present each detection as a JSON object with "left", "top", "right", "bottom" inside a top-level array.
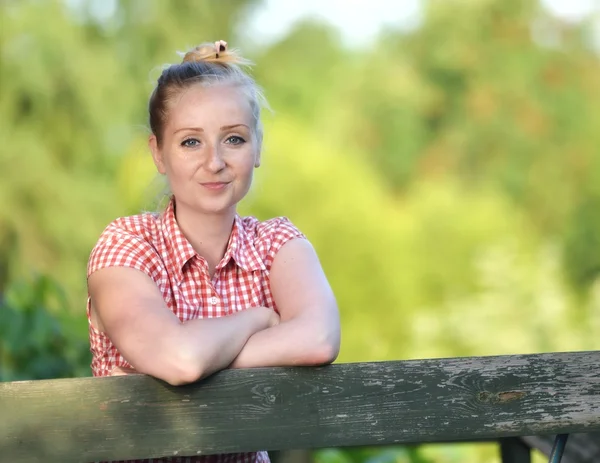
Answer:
[
  {"left": 267, "top": 309, "right": 280, "bottom": 328},
  {"left": 110, "top": 366, "right": 140, "bottom": 376},
  {"left": 249, "top": 306, "right": 280, "bottom": 329}
]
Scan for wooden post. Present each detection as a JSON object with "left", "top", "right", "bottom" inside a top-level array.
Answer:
[
  {"left": 269, "top": 450, "right": 313, "bottom": 463},
  {"left": 500, "top": 438, "right": 531, "bottom": 463}
]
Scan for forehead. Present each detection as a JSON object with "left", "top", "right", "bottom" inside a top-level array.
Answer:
[{"left": 166, "top": 83, "right": 252, "bottom": 129}]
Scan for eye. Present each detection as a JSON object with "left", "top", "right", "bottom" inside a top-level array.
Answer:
[
  {"left": 225, "top": 135, "right": 246, "bottom": 146},
  {"left": 181, "top": 138, "right": 200, "bottom": 148}
]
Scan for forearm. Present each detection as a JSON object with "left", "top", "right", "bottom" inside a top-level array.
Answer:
[
  {"left": 178, "top": 308, "right": 270, "bottom": 379},
  {"left": 229, "top": 313, "right": 339, "bottom": 369},
  {"left": 112, "top": 307, "right": 273, "bottom": 385}
]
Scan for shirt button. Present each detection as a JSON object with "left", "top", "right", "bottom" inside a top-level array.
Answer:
[{"left": 210, "top": 296, "right": 218, "bottom": 305}]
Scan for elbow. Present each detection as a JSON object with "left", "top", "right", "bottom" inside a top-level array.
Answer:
[
  {"left": 316, "top": 319, "right": 341, "bottom": 365},
  {"left": 163, "top": 368, "right": 203, "bottom": 387},
  {"left": 318, "top": 340, "right": 340, "bottom": 365},
  {"left": 161, "top": 349, "right": 208, "bottom": 386},
  {"left": 306, "top": 334, "right": 340, "bottom": 366},
  {"left": 301, "top": 316, "right": 341, "bottom": 366},
  {"left": 163, "top": 362, "right": 205, "bottom": 386}
]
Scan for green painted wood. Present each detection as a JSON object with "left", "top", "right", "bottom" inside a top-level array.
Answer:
[{"left": 1, "top": 351, "right": 600, "bottom": 462}]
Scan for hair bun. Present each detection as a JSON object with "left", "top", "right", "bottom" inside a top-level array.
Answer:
[{"left": 181, "top": 40, "right": 252, "bottom": 67}]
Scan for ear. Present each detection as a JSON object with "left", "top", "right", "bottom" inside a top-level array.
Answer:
[
  {"left": 254, "top": 149, "right": 261, "bottom": 168},
  {"left": 254, "top": 136, "right": 262, "bottom": 168},
  {"left": 149, "top": 134, "right": 166, "bottom": 175}
]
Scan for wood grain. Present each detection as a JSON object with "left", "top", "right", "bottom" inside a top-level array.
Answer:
[{"left": 2, "top": 351, "right": 600, "bottom": 462}]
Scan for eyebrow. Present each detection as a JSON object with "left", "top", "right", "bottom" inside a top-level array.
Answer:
[
  {"left": 222, "top": 124, "right": 250, "bottom": 130},
  {"left": 173, "top": 124, "right": 249, "bottom": 134}
]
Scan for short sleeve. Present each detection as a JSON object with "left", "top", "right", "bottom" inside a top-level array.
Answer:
[
  {"left": 263, "top": 217, "right": 306, "bottom": 268},
  {"left": 87, "top": 224, "right": 164, "bottom": 284}
]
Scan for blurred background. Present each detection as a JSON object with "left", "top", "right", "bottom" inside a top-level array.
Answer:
[{"left": 2, "top": 0, "right": 600, "bottom": 461}]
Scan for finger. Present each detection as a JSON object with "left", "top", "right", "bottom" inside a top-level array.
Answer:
[{"left": 111, "top": 366, "right": 138, "bottom": 376}]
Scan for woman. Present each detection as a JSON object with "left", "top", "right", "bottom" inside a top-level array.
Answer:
[{"left": 86, "top": 40, "right": 341, "bottom": 463}]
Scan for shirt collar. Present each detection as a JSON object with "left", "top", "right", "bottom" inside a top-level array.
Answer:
[
  {"left": 219, "top": 215, "right": 267, "bottom": 273},
  {"left": 161, "top": 199, "right": 197, "bottom": 285},
  {"left": 161, "top": 199, "right": 266, "bottom": 285}
]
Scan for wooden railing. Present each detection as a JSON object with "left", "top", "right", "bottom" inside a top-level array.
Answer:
[{"left": 1, "top": 351, "right": 600, "bottom": 462}]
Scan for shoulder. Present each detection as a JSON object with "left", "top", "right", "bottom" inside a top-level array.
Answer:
[
  {"left": 88, "top": 212, "right": 164, "bottom": 278},
  {"left": 239, "top": 216, "right": 307, "bottom": 266},
  {"left": 240, "top": 216, "right": 306, "bottom": 248},
  {"left": 242, "top": 216, "right": 305, "bottom": 242},
  {"left": 98, "top": 212, "right": 162, "bottom": 244}
]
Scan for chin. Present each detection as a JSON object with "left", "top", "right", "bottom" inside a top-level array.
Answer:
[
  {"left": 196, "top": 200, "right": 236, "bottom": 216},
  {"left": 176, "top": 191, "right": 241, "bottom": 216}
]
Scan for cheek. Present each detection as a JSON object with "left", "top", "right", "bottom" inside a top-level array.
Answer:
[
  {"left": 240, "top": 155, "right": 257, "bottom": 179},
  {"left": 229, "top": 146, "right": 257, "bottom": 172},
  {"left": 165, "top": 152, "right": 201, "bottom": 177},
  {"left": 246, "top": 145, "right": 260, "bottom": 168}
]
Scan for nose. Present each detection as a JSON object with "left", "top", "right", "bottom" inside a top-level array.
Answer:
[{"left": 205, "top": 144, "right": 226, "bottom": 173}]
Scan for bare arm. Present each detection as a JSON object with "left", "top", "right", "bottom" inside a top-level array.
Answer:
[
  {"left": 88, "top": 267, "right": 275, "bottom": 386},
  {"left": 229, "top": 238, "right": 341, "bottom": 368}
]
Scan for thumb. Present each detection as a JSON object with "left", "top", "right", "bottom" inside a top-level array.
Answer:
[{"left": 110, "top": 366, "right": 138, "bottom": 376}]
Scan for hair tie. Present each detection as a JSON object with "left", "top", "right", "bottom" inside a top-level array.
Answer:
[{"left": 215, "top": 40, "right": 227, "bottom": 59}]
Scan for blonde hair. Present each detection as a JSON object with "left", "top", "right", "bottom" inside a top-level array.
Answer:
[{"left": 148, "top": 40, "right": 268, "bottom": 148}]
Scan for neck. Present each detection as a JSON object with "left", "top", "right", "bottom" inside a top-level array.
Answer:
[{"left": 172, "top": 199, "right": 236, "bottom": 275}]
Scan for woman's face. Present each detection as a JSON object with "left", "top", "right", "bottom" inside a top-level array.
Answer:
[{"left": 150, "top": 83, "right": 260, "bottom": 217}]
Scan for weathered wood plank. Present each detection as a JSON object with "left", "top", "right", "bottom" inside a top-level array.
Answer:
[{"left": 1, "top": 351, "right": 600, "bottom": 462}]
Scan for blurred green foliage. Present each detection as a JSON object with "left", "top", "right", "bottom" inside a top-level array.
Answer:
[
  {"left": 1, "top": 0, "right": 599, "bottom": 461},
  {"left": 315, "top": 446, "right": 434, "bottom": 463},
  {"left": 0, "top": 273, "right": 89, "bottom": 381}
]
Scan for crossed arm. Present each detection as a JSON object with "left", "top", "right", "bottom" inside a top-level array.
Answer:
[{"left": 88, "top": 238, "right": 340, "bottom": 386}]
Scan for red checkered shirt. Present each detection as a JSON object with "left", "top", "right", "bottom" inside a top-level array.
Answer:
[{"left": 86, "top": 198, "right": 305, "bottom": 463}]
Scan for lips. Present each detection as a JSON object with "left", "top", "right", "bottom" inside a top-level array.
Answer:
[{"left": 200, "top": 182, "right": 230, "bottom": 190}]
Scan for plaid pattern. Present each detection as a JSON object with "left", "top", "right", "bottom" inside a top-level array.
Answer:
[{"left": 86, "top": 198, "right": 305, "bottom": 463}]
